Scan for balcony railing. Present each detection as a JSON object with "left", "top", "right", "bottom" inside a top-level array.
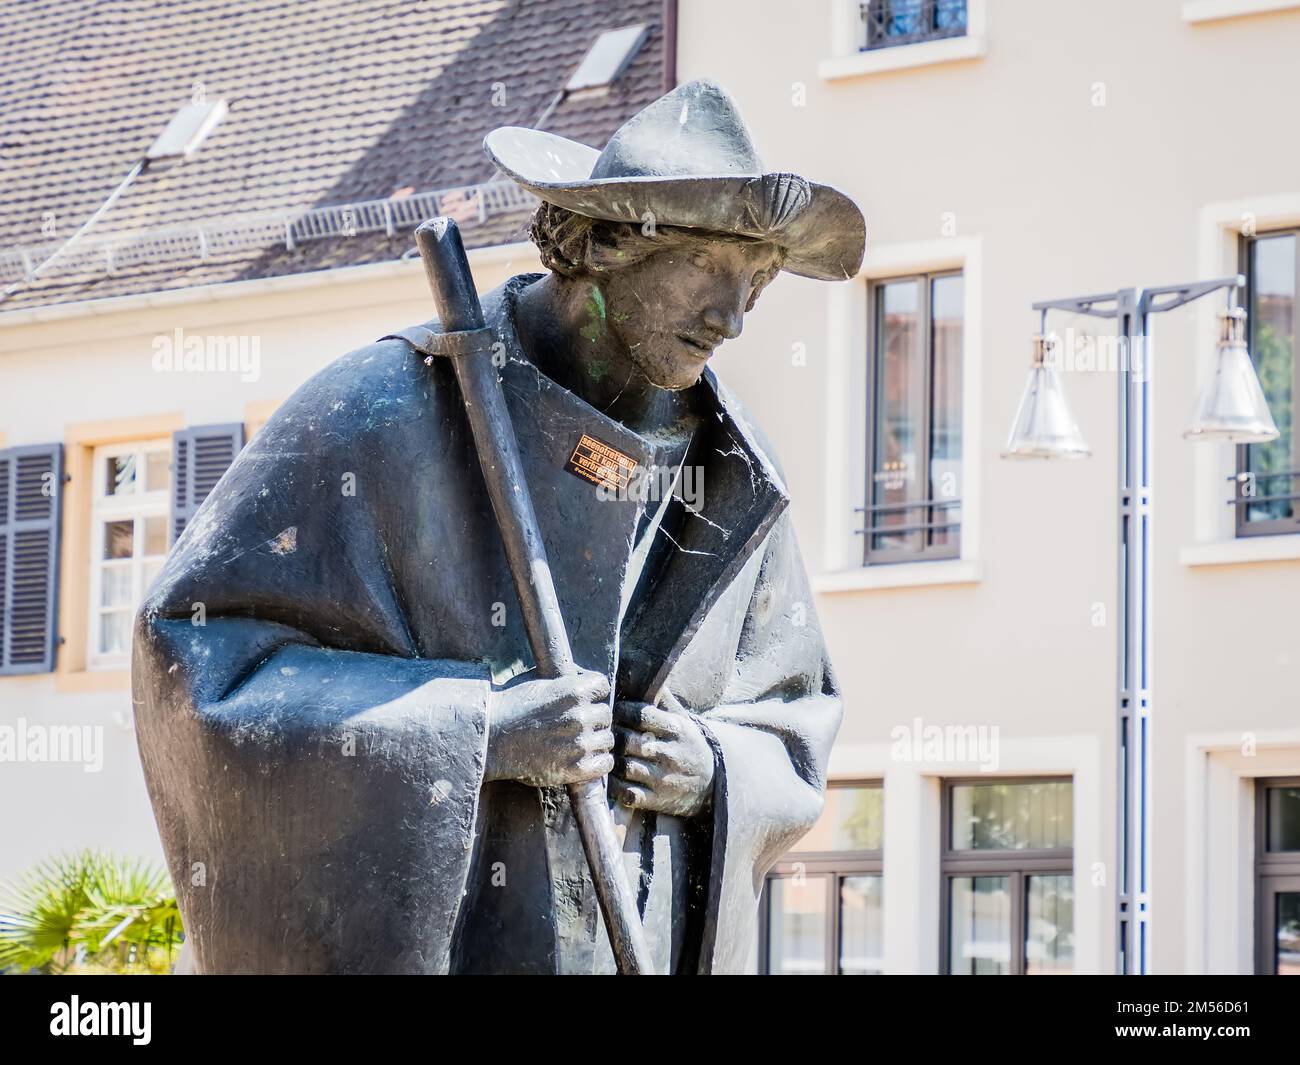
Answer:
[{"left": 859, "top": 0, "right": 968, "bottom": 51}]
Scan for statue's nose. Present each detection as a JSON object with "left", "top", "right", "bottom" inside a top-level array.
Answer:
[{"left": 701, "top": 302, "right": 743, "bottom": 342}]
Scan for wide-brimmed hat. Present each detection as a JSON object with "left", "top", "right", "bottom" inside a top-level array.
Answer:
[{"left": 483, "top": 80, "right": 866, "bottom": 281}]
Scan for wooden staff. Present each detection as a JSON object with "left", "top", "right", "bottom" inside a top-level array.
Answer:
[{"left": 413, "top": 217, "right": 653, "bottom": 975}]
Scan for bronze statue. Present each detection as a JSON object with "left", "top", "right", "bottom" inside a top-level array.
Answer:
[{"left": 133, "top": 79, "right": 865, "bottom": 974}]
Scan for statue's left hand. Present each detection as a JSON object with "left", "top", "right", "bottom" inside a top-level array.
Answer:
[{"left": 610, "top": 700, "right": 716, "bottom": 818}]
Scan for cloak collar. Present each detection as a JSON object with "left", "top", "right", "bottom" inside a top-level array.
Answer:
[{"left": 389, "top": 274, "right": 789, "bottom": 700}]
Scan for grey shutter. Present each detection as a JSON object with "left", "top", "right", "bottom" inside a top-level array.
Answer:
[
  {"left": 171, "top": 423, "right": 244, "bottom": 543},
  {"left": 0, "top": 443, "right": 64, "bottom": 675}
]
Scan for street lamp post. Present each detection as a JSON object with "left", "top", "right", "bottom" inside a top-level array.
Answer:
[{"left": 1002, "top": 275, "right": 1278, "bottom": 975}]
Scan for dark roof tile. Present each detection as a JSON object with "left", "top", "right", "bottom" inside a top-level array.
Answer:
[{"left": 0, "top": 0, "right": 666, "bottom": 311}]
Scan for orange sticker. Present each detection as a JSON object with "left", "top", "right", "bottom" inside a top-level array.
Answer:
[{"left": 565, "top": 433, "right": 639, "bottom": 493}]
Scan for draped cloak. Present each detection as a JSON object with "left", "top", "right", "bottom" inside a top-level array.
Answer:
[{"left": 132, "top": 273, "right": 842, "bottom": 974}]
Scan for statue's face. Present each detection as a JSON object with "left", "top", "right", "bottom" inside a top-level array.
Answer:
[{"left": 598, "top": 237, "right": 783, "bottom": 391}]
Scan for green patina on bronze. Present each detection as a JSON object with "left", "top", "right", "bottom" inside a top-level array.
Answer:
[{"left": 579, "top": 284, "right": 606, "bottom": 345}]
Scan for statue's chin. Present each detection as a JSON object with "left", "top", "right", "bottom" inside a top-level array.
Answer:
[
  {"left": 650, "top": 377, "right": 698, "bottom": 392},
  {"left": 642, "top": 363, "right": 706, "bottom": 392}
]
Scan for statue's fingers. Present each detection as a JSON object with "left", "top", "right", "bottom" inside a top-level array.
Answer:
[
  {"left": 583, "top": 727, "right": 615, "bottom": 754},
  {"left": 609, "top": 779, "right": 649, "bottom": 809},
  {"left": 574, "top": 752, "right": 615, "bottom": 782},
  {"left": 613, "top": 700, "right": 652, "bottom": 728},
  {"left": 615, "top": 755, "right": 661, "bottom": 786},
  {"left": 614, "top": 726, "right": 655, "bottom": 759},
  {"left": 632, "top": 704, "right": 682, "bottom": 739}
]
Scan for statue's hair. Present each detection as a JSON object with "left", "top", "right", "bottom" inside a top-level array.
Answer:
[{"left": 528, "top": 202, "right": 786, "bottom": 287}]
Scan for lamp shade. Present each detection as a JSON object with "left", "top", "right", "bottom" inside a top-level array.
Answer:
[
  {"left": 1002, "top": 335, "right": 1092, "bottom": 459},
  {"left": 1184, "top": 308, "right": 1280, "bottom": 444}
]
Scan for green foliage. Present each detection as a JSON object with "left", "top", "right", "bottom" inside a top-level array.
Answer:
[{"left": 0, "top": 850, "right": 183, "bottom": 974}]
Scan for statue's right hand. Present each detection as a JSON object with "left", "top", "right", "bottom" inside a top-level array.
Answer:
[{"left": 484, "top": 669, "right": 614, "bottom": 787}]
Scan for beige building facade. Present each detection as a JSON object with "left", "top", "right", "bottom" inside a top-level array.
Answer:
[
  {"left": 3, "top": 0, "right": 1300, "bottom": 975},
  {"left": 0, "top": 244, "right": 534, "bottom": 881},
  {"left": 673, "top": 0, "right": 1300, "bottom": 974}
]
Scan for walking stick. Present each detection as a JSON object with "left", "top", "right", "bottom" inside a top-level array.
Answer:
[{"left": 413, "top": 217, "right": 654, "bottom": 975}]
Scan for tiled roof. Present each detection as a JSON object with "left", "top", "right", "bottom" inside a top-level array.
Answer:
[{"left": 0, "top": 0, "right": 667, "bottom": 311}]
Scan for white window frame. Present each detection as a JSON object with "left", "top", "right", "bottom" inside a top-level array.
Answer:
[
  {"left": 1184, "top": 732, "right": 1300, "bottom": 972},
  {"left": 88, "top": 439, "right": 170, "bottom": 672},
  {"left": 828, "top": 733, "right": 1104, "bottom": 973},
  {"left": 821, "top": 0, "right": 988, "bottom": 81},
  {"left": 1183, "top": 0, "right": 1300, "bottom": 24},
  {"left": 817, "top": 236, "right": 982, "bottom": 593}
]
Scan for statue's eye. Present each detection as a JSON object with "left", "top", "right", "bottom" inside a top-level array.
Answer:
[{"left": 690, "top": 251, "right": 713, "bottom": 271}]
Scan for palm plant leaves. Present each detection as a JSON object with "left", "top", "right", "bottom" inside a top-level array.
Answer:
[{"left": 0, "top": 851, "right": 183, "bottom": 974}]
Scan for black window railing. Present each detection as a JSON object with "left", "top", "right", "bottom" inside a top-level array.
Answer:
[
  {"left": 860, "top": 0, "right": 968, "bottom": 52},
  {"left": 1228, "top": 469, "right": 1300, "bottom": 529},
  {"left": 855, "top": 497, "right": 961, "bottom": 565}
]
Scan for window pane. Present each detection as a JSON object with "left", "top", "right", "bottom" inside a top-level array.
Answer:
[
  {"left": 791, "top": 785, "right": 882, "bottom": 852},
  {"left": 100, "top": 564, "right": 133, "bottom": 608},
  {"left": 929, "top": 275, "right": 963, "bottom": 549},
  {"left": 1026, "top": 875, "right": 1074, "bottom": 975},
  {"left": 144, "top": 514, "right": 168, "bottom": 557},
  {"left": 104, "top": 454, "right": 137, "bottom": 496},
  {"left": 839, "top": 875, "right": 883, "bottom": 974},
  {"left": 951, "top": 781, "right": 1073, "bottom": 850},
  {"left": 873, "top": 0, "right": 966, "bottom": 40},
  {"left": 935, "top": 0, "right": 967, "bottom": 32},
  {"left": 145, "top": 450, "right": 171, "bottom": 494},
  {"left": 1267, "top": 786, "right": 1300, "bottom": 852},
  {"left": 1245, "top": 234, "right": 1294, "bottom": 525},
  {"left": 871, "top": 279, "right": 922, "bottom": 554},
  {"left": 949, "top": 876, "right": 1010, "bottom": 975},
  {"left": 98, "top": 611, "right": 131, "bottom": 656},
  {"left": 102, "top": 520, "right": 134, "bottom": 559},
  {"left": 766, "top": 876, "right": 827, "bottom": 975},
  {"left": 1277, "top": 892, "right": 1300, "bottom": 975}
]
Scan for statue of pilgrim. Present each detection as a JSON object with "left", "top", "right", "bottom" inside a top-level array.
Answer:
[{"left": 134, "top": 79, "right": 866, "bottom": 974}]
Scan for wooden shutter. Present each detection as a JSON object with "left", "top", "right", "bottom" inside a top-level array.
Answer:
[
  {"left": 171, "top": 423, "right": 244, "bottom": 543},
  {"left": 0, "top": 444, "right": 64, "bottom": 675}
]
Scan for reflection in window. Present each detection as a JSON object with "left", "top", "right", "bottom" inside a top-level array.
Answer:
[
  {"left": 1267, "top": 786, "right": 1300, "bottom": 852},
  {"left": 762, "top": 783, "right": 883, "bottom": 974},
  {"left": 950, "top": 780, "right": 1073, "bottom": 850},
  {"left": 859, "top": 0, "right": 968, "bottom": 52},
  {"left": 943, "top": 779, "right": 1073, "bottom": 975},
  {"left": 840, "top": 875, "right": 884, "bottom": 975},
  {"left": 1259, "top": 779, "right": 1300, "bottom": 974},
  {"left": 767, "top": 876, "right": 827, "bottom": 976},
  {"left": 792, "top": 784, "right": 883, "bottom": 853},
  {"left": 949, "top": 876, "right": 1009, "bottom": 975},
  {"left": 1277, "top": 893, "right": 1300, "bottom": 976},
  {"left": 1239, "top": 232, "right": 1296, "bottom": 533},
  {"left": 1026, "top": 875, "right": 1074, "bottom": 974},
  {"left": 866, "top": 272, "right": 963, "bottom": 564}
]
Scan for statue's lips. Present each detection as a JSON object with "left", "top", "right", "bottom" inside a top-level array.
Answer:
[{"left": 675, "top": 333, "right": 717, "bottom": 359}]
